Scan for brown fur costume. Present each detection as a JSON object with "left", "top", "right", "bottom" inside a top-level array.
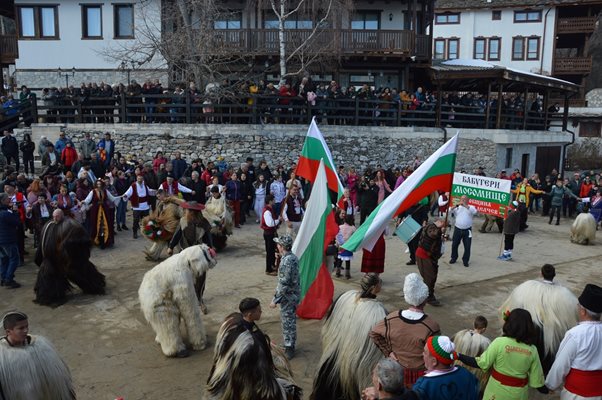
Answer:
[{"left": 33, "top": 218, "right": 106, "bottom": 306}]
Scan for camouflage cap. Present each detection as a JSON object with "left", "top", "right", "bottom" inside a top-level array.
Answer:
[{"left": 274, "top": 234, "right": 293, "bottom": 250}]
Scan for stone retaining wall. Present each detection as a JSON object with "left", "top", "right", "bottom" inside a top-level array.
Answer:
[{"left": 14, "top": 124, "right": 499, "bottom": 173}]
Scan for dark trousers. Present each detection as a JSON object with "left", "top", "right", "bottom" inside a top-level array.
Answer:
[
  {"left": 264, "top": 231, "right": 276, "bottom": 272},
  {"left": 195, "top": 272, "right": 206, "bottom": 303},
  {"left": 549, "top": 205, "right": 561, "bottom": 224},
  {"left": 417, "top": 257, "right": 438, "bottom": 299},
  {"left": 504, "top": 234, "right": 515, "bottom": 251},
  {"left": 450, "top": 227, "right": 472, "bottom": 264},
  {"left": 133, "top": 209, "right": 150, "bottom": 233},
  {"left": 407, "top": 232, "right": 420, "bottom": 262},
  {"left": 518, "top": 203, "right": 528, "bottom": 231},
  {"left": 229, "top": 200, "right": 241, "bottom": 226},
  {"left": 240, "top": 200, "right": 248, "bottom": 224},
  {"left": 5, "top": 153, "right": 19, "bottom": 172},
  {"left": 23, "top": 156, "right": 34, "bottom": 175},
  {"left": 17, "top": 223, "right": 25, "bottom": 262}
]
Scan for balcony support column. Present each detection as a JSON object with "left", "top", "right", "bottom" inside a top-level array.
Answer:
[
  {"left": 522, "top": 85, "right": 529, "bottom": 130},
  {"left": 543, "top": 89, "right": 550, "bottom": 130},
  {"left": 485, "top": 82, "right": 491, "bottom": 129},
  {"left": 495, "top": 82, "right": 504, "bottom": 129}
]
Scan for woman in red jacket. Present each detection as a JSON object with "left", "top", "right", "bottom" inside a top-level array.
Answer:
[{"left": 60, "top": 143, "right": 78, "bottom": 171}]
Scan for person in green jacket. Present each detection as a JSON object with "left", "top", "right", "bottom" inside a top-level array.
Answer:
[{"left": 546, "top": 178, "right": 580, "bottom": 225}]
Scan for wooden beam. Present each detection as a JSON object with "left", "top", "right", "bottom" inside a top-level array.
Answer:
[
  {"left": 485, "top": 82, "right": 491, "bottom": 129},
  {"left": 496, "top": 83, "right": 503, "bottom": 129},
  {"left": 522, "top": 86, "right": 529, "bottom": 130}
]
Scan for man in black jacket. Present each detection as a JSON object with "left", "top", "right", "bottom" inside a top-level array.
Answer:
[
  {"left": 1, "top": 130, "right": 19, "bottom": 172},
  {"left": 0, "top": 192, "right": 21, "bottom": 288},
  {"left": 358, "top": 177, "right": 379, "bottom": 224}
]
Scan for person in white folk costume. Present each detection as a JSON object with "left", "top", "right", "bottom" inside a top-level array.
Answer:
[{"left": 546, "top": 284, "right": 602, "bottom": 400}]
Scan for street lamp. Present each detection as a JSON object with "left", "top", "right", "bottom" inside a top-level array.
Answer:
[
  {"left": 119, "top": 60, "right": 134, "bottom": 85},
  {"left": 57, "top": 67, "right": 76, "bottom": 87}
]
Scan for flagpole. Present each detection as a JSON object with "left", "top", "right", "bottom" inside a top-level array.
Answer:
[
  {"left": 442, "top": 132, "right": 459, "bottom": 237},
  {"left": 498, "top": 196, "right": 513, "bottom": 257}
]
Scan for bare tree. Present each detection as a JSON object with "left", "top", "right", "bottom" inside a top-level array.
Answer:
[
  {"left": 102, "top": 0, "right": 254, "bottom": 89},
  {"left": 267, "top": 0, "right": 353, "bottom": 81},
  {"left": 101, "top": 0, "right": 354, "bottom": 87}
]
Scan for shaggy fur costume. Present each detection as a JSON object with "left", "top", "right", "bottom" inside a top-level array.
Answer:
[
  {"left": 142, "top": 197, "right": 183, "bottom": 261},
  {"left": 34, "top": 218, "right": 106, "bottom": 306},
  {"left": 310, "top": 290, "right": 387, "bottom": 400},
  {"left": 0, "top": 335, "right": 75, "bottom": 399},
  {"left": 500, "top": 280, "right": 578, "bottom": 372},
  {"left": 570, "top": 212, "right": 597, "bottom": 245},
  {"left": 453, "top": 329, "right": 491, "bottom": 393},
  {"left": 203, "top": 196, "right": 233, "bottom": 251},
  {"left": 205, "top": 313, "right": 302, "bottom": 400},
  {"left": 138, "top": 244, "right": 217, "bottom": 357}
]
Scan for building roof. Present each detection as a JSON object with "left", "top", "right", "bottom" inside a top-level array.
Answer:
[
  {"left": 430, "top": 59, "right": 581, "bottom": 93},
  {"left": 435, "top": 0, "right": 602, "bottom": 11},
  {"left": 568, "top": 107, "right": 602, "bottom": 118}
]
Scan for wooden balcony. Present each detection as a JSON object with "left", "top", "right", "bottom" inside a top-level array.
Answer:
[
  {"left": 554, "top": 56, "right": 592, "bottom": 74},
  {"left": 212, "top": 29, "right": 429, "bottom": 59},
  {"left": 557, "top": 17, "right": 597, "bottom": 34},
  {"left": 0, "top": 34, "right": 18, "bottom": 65}
]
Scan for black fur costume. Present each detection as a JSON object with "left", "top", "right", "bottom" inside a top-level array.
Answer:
[{"left": 34, "top": 218, "right": 106, "bottom": 306}]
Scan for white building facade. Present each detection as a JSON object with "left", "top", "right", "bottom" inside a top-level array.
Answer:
[
  {"left": 14, "top": 0, "right": 166, "bottom": 88},
  {"left": 433, "top": 2, "right": 556, "bottom": 75}
]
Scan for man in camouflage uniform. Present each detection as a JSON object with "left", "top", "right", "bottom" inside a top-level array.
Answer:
[{"left": 269, "top": 234, "right": 300, "bottom": 360}]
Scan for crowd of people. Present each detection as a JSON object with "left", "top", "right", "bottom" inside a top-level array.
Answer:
[
  {"left": 1, "top": 125, "right": 601, "bottom": 399},
  {"left": 4, "top": 79, "right": 561, "bottom": 129}
]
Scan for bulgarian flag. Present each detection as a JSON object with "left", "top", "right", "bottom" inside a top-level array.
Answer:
[
  {"left": 295, "top": 118, "right": 345, "bottom": 202},
  {"left": 293, "top": 159, "right": 339, "bottom": 319},
  {"left": 343, "top": 134, "right": 459, "bottom": 252}
]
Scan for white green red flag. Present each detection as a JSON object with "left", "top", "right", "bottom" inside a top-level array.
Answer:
[
  {"left": 295, "top": 118, "right": 345, "bottom": 202},
  {"left": 343, "top": 134, "right": 459, "bottom": 252},
  {"left": 293, "top": 159, "right": 339, "bottom": 319}
]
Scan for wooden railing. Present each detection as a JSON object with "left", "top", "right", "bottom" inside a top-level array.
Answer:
[
  {"left": 0, "top": 34, "right": 18, "bottom": 64},
  {"left": 211, "top": 29, "right": 428, "bottom": 58},
  {"left": 2, "top": 93, "right": 564, "bottom": 133},
  {"left": 554, "top": 56, "right": 592, "bottom": 74},
  {"left": 557, "top": 16, "right": 597, "bottom": 34}
]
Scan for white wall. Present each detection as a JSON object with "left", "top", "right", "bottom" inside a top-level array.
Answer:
[
  {"left": 433, "top": 8, "right": 555, "bottom": 75},
  {"left": 15, "top": 0, "right": 162, "bottom": 70}
]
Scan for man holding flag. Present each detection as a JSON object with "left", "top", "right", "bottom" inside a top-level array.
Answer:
[{"left": 343, "top": 134, "right": 459, "bottom": 259}]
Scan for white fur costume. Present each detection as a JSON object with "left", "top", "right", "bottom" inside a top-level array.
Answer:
[
  {"left": 570, "top": 213, "right": 597, "bottom": 245},
  {"left": 310, "top": 290, "right": 387, "bottom": 400},
  {"left": 500, "top": 280, "right": 578, "bottom": 367},
  {"left": 139, "top": 244, "right": 217, "bottom": 356},
  {"left": 0, "top": 335, "right": 75, "bottom": 399},
  {"left": 453, "top": 329, "right": 491, "bottom": 392}
]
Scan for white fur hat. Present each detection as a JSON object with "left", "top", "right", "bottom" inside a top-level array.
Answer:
[{"left": 404, "top": 273, "right": 429, "bottom": 306}]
